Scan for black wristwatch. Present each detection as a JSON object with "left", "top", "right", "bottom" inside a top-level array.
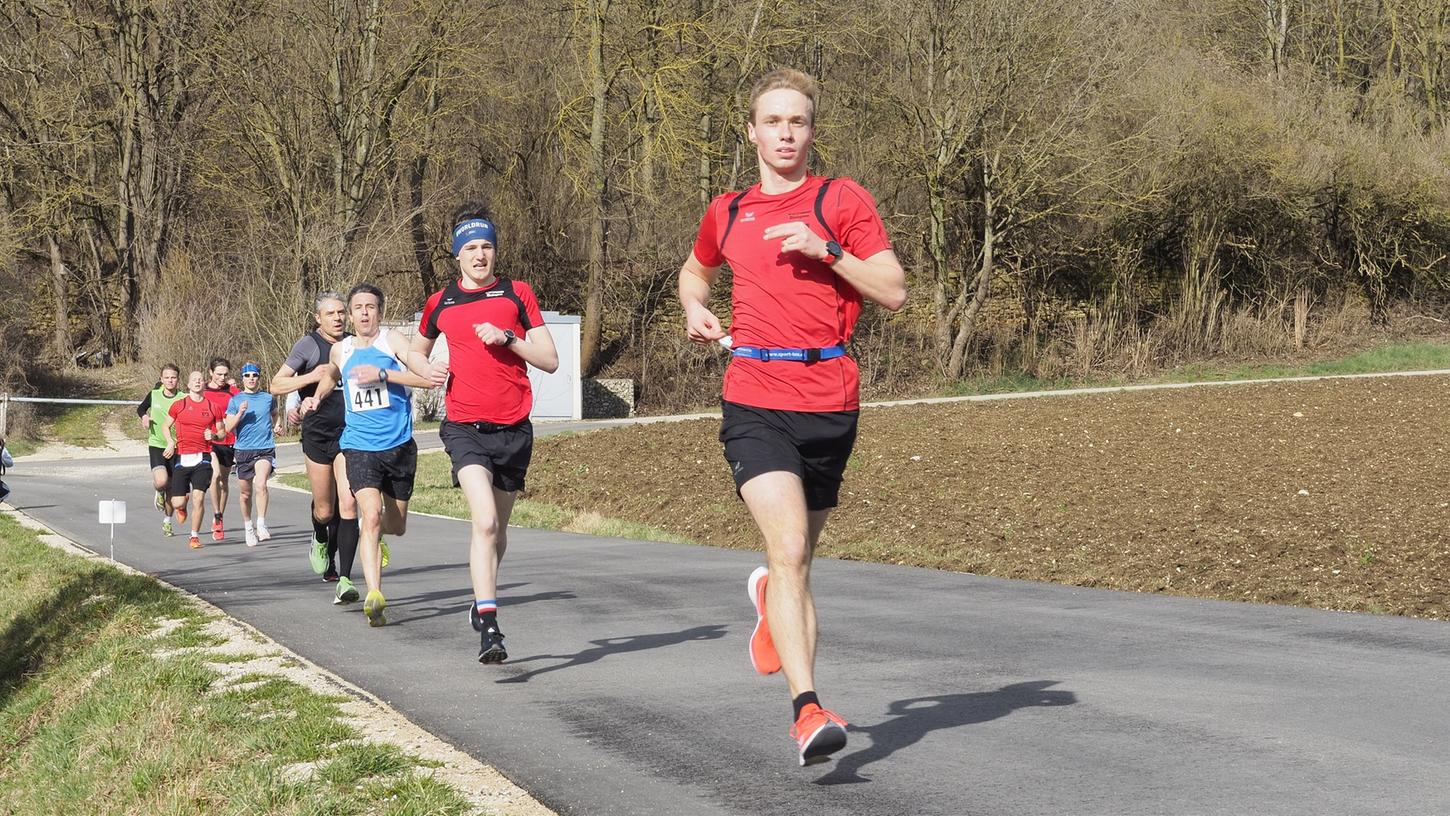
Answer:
[
  {"left": 824, "top": 240, "right": 843, "bottom": 265},
  {"left": 378, "top": 369, "right": 388, "bottom": 383},
  {"left": 503, "top": 329, "right": 517, "bottom": 347}
]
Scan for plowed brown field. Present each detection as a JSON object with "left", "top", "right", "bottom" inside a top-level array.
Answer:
[{"left": 524, "top": 375, "right": 1450, "bottom": 619}]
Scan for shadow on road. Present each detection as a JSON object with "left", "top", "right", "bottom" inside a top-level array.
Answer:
[
  {"left": 497, "top": 624, "right": 728, "bottom": 684},
  {"left": 815, "top": 680, "right": 1077, "bottom": 785},
  {"left": 387, "top": 582, "right": 578, "bottom": 626}
]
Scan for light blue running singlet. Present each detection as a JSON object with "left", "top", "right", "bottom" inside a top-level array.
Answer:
[{"left": 337, "top": 328, "right": 413, "bottom": 452}]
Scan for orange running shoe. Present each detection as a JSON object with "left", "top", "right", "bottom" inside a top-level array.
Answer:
[
  {"left": 188, "top": 534, "right": 203, "bottom": 550},
  {"left": 790, "top": 703, "right": 848, "bottom": 766},
  {"left": 747, "top": 566, "right": 781, "bottom": 675},
  {"left": 211, "top": 517, "right": 224, "bottom": 542}
]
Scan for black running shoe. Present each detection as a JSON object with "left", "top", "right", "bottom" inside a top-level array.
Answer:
[
  {"left": 479, "top": 623, "right": 508, "bottom": 664},
  {"left": 468, "top": 604, "right": 491, "bottom": 632},
  {"left": 323, "top": 566, "right": 339, "bottom": 583}
]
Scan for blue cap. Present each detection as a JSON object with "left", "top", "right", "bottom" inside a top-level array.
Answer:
[{"left": 240, "top": 363, "right": 261, "bottom": 376}]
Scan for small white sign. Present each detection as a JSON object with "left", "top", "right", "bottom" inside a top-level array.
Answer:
[{"left": 98, "top": 500, "right": 127, "bottom": 524}]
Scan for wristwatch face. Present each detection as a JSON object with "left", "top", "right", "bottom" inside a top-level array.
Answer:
[
  {"left": 826, "top": 241, "right": 842, "bottom": 262},
  {"left": 504, "top": 330, "right": 516, "bottom": 345}
]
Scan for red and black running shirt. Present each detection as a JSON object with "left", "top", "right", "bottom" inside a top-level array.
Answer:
[
  {"left": 203, "top": 384, "right": 240, "bottom": 445},
  {"left": 691, "top": 175, "right": 892, "bottom": 412},
  {"left": 168, "top": 395, "right": 224, "bottom": 455},
  {"left": 420, "top": 277, "right": 546, "bottom": 425}
]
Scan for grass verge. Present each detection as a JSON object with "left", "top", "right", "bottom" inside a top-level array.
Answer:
[
  {"left": 934, "top": 340, "right": 1450, "bottom": 398},
  {"left": 48, "top": 403, "right": 141, "bottom": 449},
  {"left": 278, "top": 452, "right": 691, "bottom": 546},
  {"left": 0, "top": 512, "right": 480, "bottom": 815}
]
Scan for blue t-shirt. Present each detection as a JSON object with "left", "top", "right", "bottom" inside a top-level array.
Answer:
[{"left": 226, "top": 391, "right": 276, "bottom": 451}]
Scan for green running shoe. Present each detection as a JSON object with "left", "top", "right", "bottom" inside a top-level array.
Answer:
[
  {"left": 334, "top": 576, "right": 359, "bottom": 605},
  {"left": 154, "top": 490, "right": 166, "bottom": 512},
  {"left": 162, "top": 518, "right": 173, "bottom": 537},
  {"left": 309, "top": 536, "right": 327, "bottom": 574},
  {"left": 363, "top": 590, "right": 387, "bottom": 627},
  {"left": 379, "top": 537, "right": 390, "bottom": 569}
]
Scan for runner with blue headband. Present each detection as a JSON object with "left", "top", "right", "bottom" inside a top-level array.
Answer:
[
  {"left": 407, "top": 200, "right": 559, "bottom": 663},
  {"left": 224, "top": 362, "right": 281, "bottom": 547},
  {"left": 451, "top": 218, "right": 497, "bottom": 256}
]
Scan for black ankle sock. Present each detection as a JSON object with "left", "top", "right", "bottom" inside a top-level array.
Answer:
[
  {"left": 792, "top": 691, "right": 820, "bottom": 721},
  {"left": 326, "top": 514, "right": 341, "bottom": 562},
  {"left": 214, "top": 512, "right": 223, "bottom": 522},
  {"left": 312, "top": 516, "right": 329, "bottom": 544},
  {"left": 335, "top": 518, "right": 360, "bottom": 579}
]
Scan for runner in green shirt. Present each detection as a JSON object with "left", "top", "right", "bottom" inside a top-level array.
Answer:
[{"left": 136, "top": 363, "right": 186, "bottom": 535}]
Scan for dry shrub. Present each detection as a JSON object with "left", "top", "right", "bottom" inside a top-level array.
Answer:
[{"left": 1217, "top": 306, "right": 1292, "bottom": 359}]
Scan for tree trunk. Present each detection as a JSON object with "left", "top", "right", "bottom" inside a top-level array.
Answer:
[
  {"left": 579, "top": 0, "right": 610, "bottom": 375},
  {"left": 47, "top": 235, "right": 72, "bottom": 363},
  {"left": 1293, "top": 286, "right": 1309, "bottom": 349},
  {"left": 410, "top": 65, "right": 442, "bottom": 295}
]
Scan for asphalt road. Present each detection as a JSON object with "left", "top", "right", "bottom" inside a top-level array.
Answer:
[{"left": 8, "top": 445, "right": 1449, "bottom": 816}]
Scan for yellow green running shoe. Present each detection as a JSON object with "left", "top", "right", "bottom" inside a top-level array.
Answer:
[
  {"left": 363, "top": 590, "right": 387, "bottom": 627},
  {"left": 309, "top": 536, "right": 327, "bottom": 574},
  {"left": 379, "top": 537, "right": 390, "bottom": 569},
  {"left": 334, "top": 576, "right": 359, "bottom": 605}
]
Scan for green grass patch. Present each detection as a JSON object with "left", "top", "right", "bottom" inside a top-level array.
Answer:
[
  {"left": 1153, "top": 341, "right": 1450, "bottom": 383},
  {"left": 3, "top": 437, "right": 38, "bottom": 457},
  {"left": 935, "top": 340, "right": 1450, "bottom": 397},
  {"left": 43, "top": 403, "right": 145, "bottom": 449},
  {"left": 278, "top": 451, "right": 692, "bottom": 545},
  {"left": 0, "top": 512, "right": 477, "bottom": 815}
]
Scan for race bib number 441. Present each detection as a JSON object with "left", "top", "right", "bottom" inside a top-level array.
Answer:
[{"left": 347, "top": 379, "right": 391, "bottom": 412}]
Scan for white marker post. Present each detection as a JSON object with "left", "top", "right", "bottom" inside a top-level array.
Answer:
[{"left": 98, "top": 500, "right": 126, "bottom": 561}]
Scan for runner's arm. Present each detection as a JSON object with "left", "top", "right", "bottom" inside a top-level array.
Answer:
[
  {"left": 162, "top": 413, "right": 177, "bottom": 452},
  {"left": 350, "top": 332, "right": 436, "bottom": 388},
  {"left": 678, "top": 252, "right": 725, "bottom": 343},
  {"left": 222, "top": 400, "right": 248, "bottom": 434},
  {"left": 270, "top": 363, "right": 323, "bottom": 395},
  {"left": 137, "top": 391, "right": 152, "bottom": 428},
  {"left": 406, "top": 333, "right": 449, "bottom": 386},
  {"left": 491, "top": 324, "right": 558, "bottom": 373},
  {"left": 831, "top": 248, "right": 906, "bottom": 311}
]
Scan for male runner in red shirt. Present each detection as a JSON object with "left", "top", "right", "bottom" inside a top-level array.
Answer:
[
  {"left": 203, "top": 357, "right": 240, "bottom": 541},
  {"left": 408, "top": 201, "right": 559, "bottom": 663},
  {"left": 678, "top": 68, "right": 906, "bottom": 766},
  {"left": 165, "top": 370, "right": 226, "bottom": 549}
]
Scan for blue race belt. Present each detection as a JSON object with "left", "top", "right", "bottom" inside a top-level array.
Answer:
[{"left": 730, "top": 345, "right": 847, "bottom": 363}]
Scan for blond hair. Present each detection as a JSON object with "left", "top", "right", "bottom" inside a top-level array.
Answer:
[{"left": 748, "top": 68, "right": 819, "bottom": 124}]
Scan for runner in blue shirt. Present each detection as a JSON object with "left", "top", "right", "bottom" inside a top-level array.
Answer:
[
  {"left": 224, "top": 362, "right": 281, "bottom": 547},
  {"left": 303, "top": 283, "right": 436, "bottom": 624}
]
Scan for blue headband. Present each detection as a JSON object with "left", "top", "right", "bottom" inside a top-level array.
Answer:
[
  {"left": 240, "top": 363, "right": 261, "bottom": 376},
  {"left": 451, "top": 219, "right": 498, "bottom": 256}
]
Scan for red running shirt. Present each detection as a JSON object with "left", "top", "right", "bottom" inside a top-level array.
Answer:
[
  {"left": 168, "top": 395, "right": 224, "bottom": 455},
  {"left": 420, "top": 277, "right": 546, "bottom": 425},
  {"left": 691, "top": 175, "right": 892, "bottom": 412},
  {"left": 204, "top": 384, "right": 240, "bottom": 444}
]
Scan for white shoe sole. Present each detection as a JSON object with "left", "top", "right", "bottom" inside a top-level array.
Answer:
[
  {"left": 798, "top": 721, "right": 848, "bottom": 766},
  {"left": 747, "top": 566, "right": 779, "bottom": 675}
]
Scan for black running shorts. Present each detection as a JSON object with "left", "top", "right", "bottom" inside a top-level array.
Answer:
[
  {"left": 719, "top": 400, "right": 859, "bottom": 511},
  {"left": 212, "top": 444, "right": 236, "bottom": 469},
  {"left": 439, "top": 418, "right": 533, "bottom": 492},
  {"left": 234, "top": 447, "right": 276, "bottom": 481},
  {"left": 148, "top": 445, "right": 175, "bottom": 472},
  {"left": 343, "top": 439, "right": 418, "bottom": 500},
  {"left": 301, "top": 398, "right": 344, "bottom": 465},
  {"left": 171, "top": 455, "right": 214, "bottom": 496}
]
